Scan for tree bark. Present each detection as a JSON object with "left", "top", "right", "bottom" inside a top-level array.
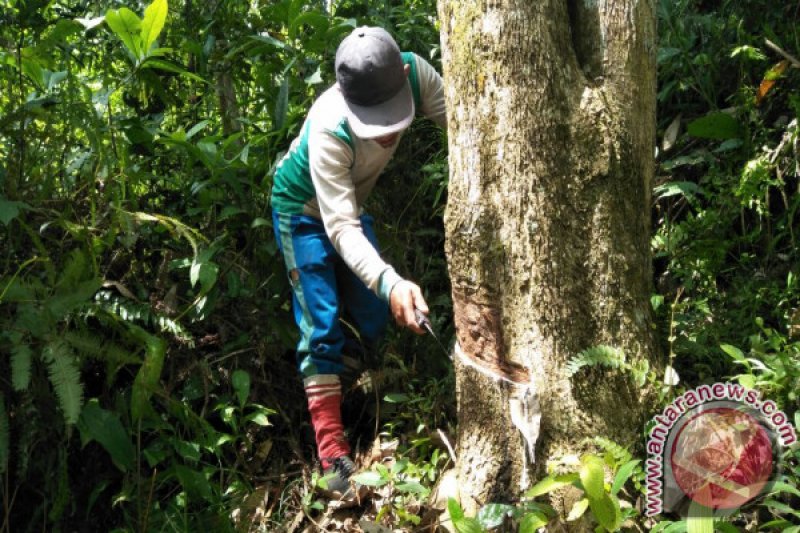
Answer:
[{"left": 438, "top": 0, "right": 660, "bottom": 511}]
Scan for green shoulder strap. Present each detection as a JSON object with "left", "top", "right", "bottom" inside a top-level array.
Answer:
[{"left": 401, "top": 52, "right": 421, "bottom": 110}]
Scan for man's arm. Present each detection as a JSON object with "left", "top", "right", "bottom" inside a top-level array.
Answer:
[
  {"left": 414, "top": 54, "right": 447, "bottom": 128},
  {"left": 308, "top": 129, "right": 403, "bottom": 302}
]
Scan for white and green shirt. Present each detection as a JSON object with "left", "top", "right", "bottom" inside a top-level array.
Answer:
[{"left": 271, "top": 52, "right": 446, "bottom": 301}]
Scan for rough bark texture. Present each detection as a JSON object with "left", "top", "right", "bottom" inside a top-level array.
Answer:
[{"left": 438, "top": 0, "right": 659, "bottom": 511}]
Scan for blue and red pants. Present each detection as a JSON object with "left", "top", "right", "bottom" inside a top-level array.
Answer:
[{"left": 271, "top": 211, "right": 389, "bottom": 378}]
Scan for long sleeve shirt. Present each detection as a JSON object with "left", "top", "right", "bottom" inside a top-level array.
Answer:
[{"left": 270, "top": 52, "right": 446, "bottom": 301}]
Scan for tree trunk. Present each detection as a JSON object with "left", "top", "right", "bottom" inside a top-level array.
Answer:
[{"left": 438, "top": 0, "right": 660, "bottom": 511}]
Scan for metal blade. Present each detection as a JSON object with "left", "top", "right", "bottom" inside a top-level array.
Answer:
[{"left": 415, "top": 308, "right": 451, "bottom": 359}]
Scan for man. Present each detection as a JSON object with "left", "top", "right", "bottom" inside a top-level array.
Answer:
[{"left": 270, "top": 26, "right": 446, "bottom": 493}]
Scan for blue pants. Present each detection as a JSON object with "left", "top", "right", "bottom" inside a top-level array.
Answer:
[{"left": 272, "top": 211, "right": 389, "bottom": 377}]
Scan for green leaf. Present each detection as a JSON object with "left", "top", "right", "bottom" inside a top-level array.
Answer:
[
  {"left": 190, "top": 256, "right": 219, "bottom": 293},
  {"left": 105, "top": 7, "right": 142, "bottom": 60},
  {"left": 611, "top": 459, "right": 640, "bottom": 495},
  {"left": 687, "top": 113, "right": 741, "bottom": 140},
  {"left": 0, "top": 198, "right": 30, "bottom": 225},
  {"left": 566, "top": 498, "right": 589, "bottom": 521},
  {"left": 763, "top": 499, "right": 800, "bottom": 518},
  {"left": 519, "top": 512, "right": 548, "bottom": 533},
  {"left": 140, "top": 0, "right": 168, "bottom": 53},
  {"left": 712, "top": 522, "right": 739, "bottom": 533},
  {"left": 247, "top": 34, "right": 289, "bottom": 51},
  {"left": 140, "top": 58, "right": 207, "bottom": 83},
  {"left": 130, "top": 328, "right": 166, "bottom": 421},
  {"left": 736, "top": 373, "right": 756, "bottom": 389},
  {"left": 172, "top": 439, "right": 201, "bottom": 462},
  {"left": 653, "top": 181, "right": 702, "bottom": 200},
  {"left": 20, "top": 53, "right": 45, "bottom": 89},
  {"left": 476, "top": 503, "right": 514, "bottom": 529},
  {"left": 566, "top": 345, "right": 625, "bottom": 377},
  {"left": 219, "top": 206, "right": 246, "bottom": 221},
  {"left": 580, "top": 455, "right": 605, "bottom": 500},
  {"left": 720, "top": 344, "right": 747, "bottom": 364},
  {"left": 448, "top": 498, "right": 465, "bottom": 521},
  {"left": 231, "top": 369, "right": 250, "bottom": 407},
  {"left": 78, "top": 400, "right": 134, "bottom": 471},
  {"left": 452, "top": 517, "right": 484, "bottom": 533},
  {"left": 251, "top": 217, "right": 271, "bottom": 229},
  {"left": 395, "top": 481, "right": 428, "bottom": 495},
  {"left": 661, "top": 522, "right": 688, "bottom": 533},
  {"left": 352, "top": 471, "right": 388, "bottom": 487},
  {"left": 11, "top": 343, "right": 33, "bottom": 391},
  {"left": 274, "top": 77, "right": 289, "bottom": 131},
  {"left": 174, "top": 464, "right": 213, "bottom": 501},
  {"left": 244, "top": 410, "right": 273, "bottom": 427},
  {"left": 768, "top": 481, "right": 800, "bottom": 498},
  {"left": 687, "top": 500, "right": 714, "bottom": 533},
  {"left": 587, "top": 492, "right": 620, "bottom": 532},
  {"left": 47, "top": 278, "right": 102, "bottom": 318},
  {"left": 525, "top": 473, "right": 579, "bottom": 498},
  {"left": 383, "top": 392, "right": 410, "bottom": 403},
  {"left": 43, "top": 340, "right": 84, "bottom": 425}
]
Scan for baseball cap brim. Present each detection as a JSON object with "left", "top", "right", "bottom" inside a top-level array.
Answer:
[{"left": 340, "top": 80, "right": 415, "bottom": 139}]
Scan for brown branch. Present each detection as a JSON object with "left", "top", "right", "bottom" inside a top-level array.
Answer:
[{"left": 765, "top": 39, "right": 800, "bottom": 68}]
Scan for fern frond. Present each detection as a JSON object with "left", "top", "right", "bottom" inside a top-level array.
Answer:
[
  {"left": 63, "top": 330, "right": 141, "bottom": 365},
  {"left": 0, "top": 393, "right": 9, "bottom": 474},
  {"left": 11, "top": 343, "right": 33, "bottom": 391},
  {"left": 94, "top": 290, "right": 193, "bottom": 345},
  {"left": 47, "top": 278, "right": 102, "bottom": 320},
  {"left": 14, "top": 395, "right": 35, "bottom": 478},
  {"left": 56, "top": 249, "right": 88, "bottom": 289},
  {"left": 0, "top": 276, "right": 45, "bottom": 303},
  {"left": 594, "top": 437, "right": 632, "bottom": 466},
  {"left": 566, "top": 345, "right": 626, "bottom": 377},
  {"left": 42, "top": 340, "right": 84, "bottom": 425}
]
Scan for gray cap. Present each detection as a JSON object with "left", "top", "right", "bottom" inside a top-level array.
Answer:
[{"left": 335, "top": 26, "right": 414, "bottom": 138}]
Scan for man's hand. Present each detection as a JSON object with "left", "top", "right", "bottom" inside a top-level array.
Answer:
[{"left": 389, "top": 280, "right": 429, "bottom": 335}]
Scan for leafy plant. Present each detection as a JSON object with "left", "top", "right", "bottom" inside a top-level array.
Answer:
[{"left": 567, "top": 345, "right": 653, "bottom": 387}]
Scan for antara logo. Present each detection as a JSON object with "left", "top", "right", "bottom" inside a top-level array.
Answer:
[{"left": 644, "top": 382, "right": 796, "bottom": 517}]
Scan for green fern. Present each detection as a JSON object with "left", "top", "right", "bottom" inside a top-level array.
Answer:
[
  {"left": 46, "top": 278, "right": 102, "bottom": 320},
  {"left": 593, "top": 436, "right": 632, "bottom": 466},
  {"left": 56, "top": 249, "right": 87, "bottom": 288},
  {"left": 0, "top": 276, "right": 44, "bottom": 303},
  {"left": 11, "top": 342, "right": 33, "bottom": 391},
  {"left": 94, "top": 290, "right": 193, "bottom": 344},
  {"left": 566, "top": 345, "right": 626, "bottom": 377},
  {"left": 63, "top": 330, "right": 141, "bottom": 366},
  {"left": 0, "top": 393, "right": 8, "bottom": 474},
  {"left": 42, "top": 340, "right": 84, "bottom": 425}
]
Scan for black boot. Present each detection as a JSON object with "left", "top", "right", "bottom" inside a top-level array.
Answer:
[{"left": 322, "top": 455, "right": 356, "bottom": 496}]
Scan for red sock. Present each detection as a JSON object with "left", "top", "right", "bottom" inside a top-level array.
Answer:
[{"left": 304, "top": 375, "right": 350, "bottom": 469}]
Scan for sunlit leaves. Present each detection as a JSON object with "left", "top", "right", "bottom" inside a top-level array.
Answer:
[
  {"left": 105, "top": 7, "right": 143, "bottom": 60},
  {"left": 141, "top": 0, "right": 168, "bottom": 54},
  {"left": 106, "top": 0, "right": 168, "bottom": 63}
]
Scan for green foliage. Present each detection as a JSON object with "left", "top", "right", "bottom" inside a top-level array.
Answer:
[
  {"left": 78, "top": 400, "right": 134, "bottom": 472},
  {"left": 722, "top": 319, "right": 800, "bottom": 409},
  {"left": 42, "top": 340, "right": 84, "bottom": 425},
  {"left": 523, "top": 445, "right": 640, "bottom": 531},
  {"left": 446, "top": 496, "right": 554, "bottom": 532},
  {"left": 0, "top": 0, "right": 796, "bottom": 529},
  {"left": 566, "top": 345, "right": 627, "bottom": 376},
  {"left": 566, "top": 345, "right": 653, "bottom": 387}
]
